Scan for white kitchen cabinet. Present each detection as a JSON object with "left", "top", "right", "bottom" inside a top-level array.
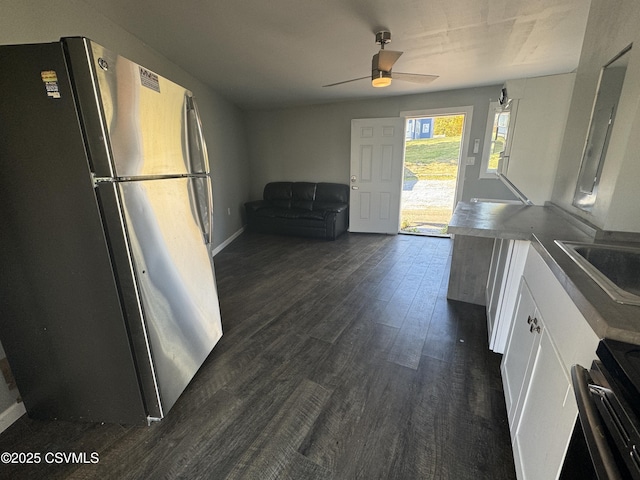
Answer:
[
  {"left": 501, "top": 246, "right": 600, "bottom": 480},
  {"left": 486, "top": 239, "right": 529, "bottom": 353},
  {"left": 513, "top": 331, "right": 576, "bottom": 480},
  {"left": 500, "top": 277, "right": 541, "bottom": 427}
]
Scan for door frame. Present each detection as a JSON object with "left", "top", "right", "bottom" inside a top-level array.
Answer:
[{"left": 399, "top": 106, "right": 474, "bottom": 210}]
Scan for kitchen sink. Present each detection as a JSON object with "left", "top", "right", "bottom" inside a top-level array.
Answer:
[{"left": 555, "top": 241, "right": 640, "bottom": 305}]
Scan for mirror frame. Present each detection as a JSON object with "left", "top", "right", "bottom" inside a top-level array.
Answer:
[{"left": 573, "top": 45, "right": 632, "bottom": 211}]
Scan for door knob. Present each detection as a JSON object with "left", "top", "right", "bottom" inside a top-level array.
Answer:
[{"left": 350, "top": 175, "right": 357, "bottom": 183}]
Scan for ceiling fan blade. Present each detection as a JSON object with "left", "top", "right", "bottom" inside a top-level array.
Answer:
[
  {"left": 322, "top": 76, "right": 370, "bottom": 87},
  {"left": 393, "top": 72, "right": 439, "bottom": 84},
  {"left": 375, "top": 50, "right": 403, "bottom": 71}
]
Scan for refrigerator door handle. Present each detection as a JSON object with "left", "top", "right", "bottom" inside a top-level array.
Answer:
[
  {"left": 187, "top": 173, "right": 213, "bottom": 246},
  {"left": 185, "top": 95, "right": 211, "bottom": 174},
  {"left": 185, "top": 95, "right": 213, "bottom": 245},
  {"left": 202, "top": 175, "right": 214, "bottom": 245}
]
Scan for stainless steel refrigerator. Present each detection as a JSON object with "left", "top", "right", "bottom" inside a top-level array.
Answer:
[{"left": 0, "top": 37, "right": 223, "bottom": 424}]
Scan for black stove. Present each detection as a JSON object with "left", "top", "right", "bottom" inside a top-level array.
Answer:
[
  {"left": 597, "top": 339, "right": 640, "bottom": 415},
  {"left": 566, "top": 339, "right": 640, "bottom": 479}
]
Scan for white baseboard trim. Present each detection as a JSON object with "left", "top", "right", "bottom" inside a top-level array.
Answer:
[
  {"left": 0, "top": 401, "right": 26, "bottom": 434},
  {"left": 211, "top": 226, "right": 245, "bottom": 257}
]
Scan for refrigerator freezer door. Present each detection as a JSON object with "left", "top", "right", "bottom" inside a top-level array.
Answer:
[
  {"left": 88, "top": 41, "right": 205, "bottom": 178},
  {"left": 117, "top": 177, "right": 223, "bottom": 414}
]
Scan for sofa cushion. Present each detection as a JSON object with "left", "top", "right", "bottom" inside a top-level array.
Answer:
[
  {"left": 274, "top": 208, "right": 309, "bottom": 219},
  {"left": 313, "top": 202, "right": 348, "bottom": 213},
  {"left": 264, "top": 182, "right": 292, "bottom": 208},
  {"left": 297, "top": 210, "right": 326, "bottom": 220},
  {"left": 292, "top": 182, "right": 316, "bottom": 210},
  {"left": 316, "top": 182, "right": 349, "bottom": 204},
  {"left": 252, "top": 207, "right": 323, "bottom": 220}
]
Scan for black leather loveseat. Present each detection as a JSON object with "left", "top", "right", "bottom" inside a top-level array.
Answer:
[{"left": 244, "top": 182, "right": 349, "bottom": 240}]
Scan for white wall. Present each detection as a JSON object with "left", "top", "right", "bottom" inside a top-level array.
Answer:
[
  {"left": 505, "top": 73, "right": 575, "bottom": 205},
  {"left": 551, "top": 0, "right": 640, "bottom": 232},
  {"left": 0, "top": 0, "right": 251, "bottom": 248},
  {"left": 245, "top": 85, "right": 515, "bottom": 202}
]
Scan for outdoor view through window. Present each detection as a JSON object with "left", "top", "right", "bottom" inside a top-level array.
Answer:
[
  {"left": 401, "top": 115, "right": 464, "bottom": 236},
  {"left": 488, "top": 111, "right": 510, "bottom": 171}
]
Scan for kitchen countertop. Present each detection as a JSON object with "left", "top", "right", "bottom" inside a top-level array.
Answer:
[
  {"left": 448, "top": 201, "right": 594, "bottom": 241},
  {"left": 448, "top": 201, "right": 640, "bottom": 345}
]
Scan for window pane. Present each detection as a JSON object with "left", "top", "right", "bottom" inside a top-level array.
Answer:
[{"left": 488, "top": 111, "right": 510, "bottom": 171}]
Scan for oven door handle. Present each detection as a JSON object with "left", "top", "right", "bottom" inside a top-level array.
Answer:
[{"left": 571, "top": 364, "right": 624, "bottom": 480}]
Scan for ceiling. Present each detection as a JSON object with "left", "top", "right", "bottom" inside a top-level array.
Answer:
[{"left": 82, "top": 0, "right": 592, "bottom": 110}]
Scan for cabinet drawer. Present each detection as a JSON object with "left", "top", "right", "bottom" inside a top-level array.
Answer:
[{"left": 522, "top": 246, "right": 599, "bottom": 371}]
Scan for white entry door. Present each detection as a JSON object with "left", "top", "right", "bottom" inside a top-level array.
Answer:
[{"left": 349, "top": 117, "right": 405, "bottom": 234}]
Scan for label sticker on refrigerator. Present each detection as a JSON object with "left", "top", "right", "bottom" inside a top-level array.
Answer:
[
  {"left": 139, "top": 66, "right": 160, "bottom": 93},
  {"left": 40, "top": 70, "right": 61, "bottom": 99}
]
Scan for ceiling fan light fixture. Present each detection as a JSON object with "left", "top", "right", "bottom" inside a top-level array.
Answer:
[
  {"left": 372, "top": 70, "right": 392, "bottom": 88},
  {"left": 323, "top": 30, "right": 439, "bottom": 89}
]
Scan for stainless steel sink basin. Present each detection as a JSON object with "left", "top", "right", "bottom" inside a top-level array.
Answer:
[{"left": 555, "top": 241, "right": 640, "bottom": 305}]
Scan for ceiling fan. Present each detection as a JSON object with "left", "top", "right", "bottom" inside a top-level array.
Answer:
[{"left": 323, "top": 30, "right": 439, "bottom": 88}]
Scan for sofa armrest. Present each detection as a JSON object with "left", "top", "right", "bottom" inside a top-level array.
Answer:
[{"left": 245, "top": 200, "right": 270, "bottom": 213}]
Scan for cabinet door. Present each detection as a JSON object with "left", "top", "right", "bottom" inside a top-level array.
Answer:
[
  {"left": 501, "top": 277, "right": 540, "bottom": 426},
  {"left": 491, "top": 240, "right": 529, "bottom": 353},
  {"left": 513, "top": 331, "right": 575, "bottom": 480},
  {"left": 487, "top": 239, "right": 509, "bottom": 340},
  {"left": 504, "top": 246, "right": 599, "bottom": 480}
]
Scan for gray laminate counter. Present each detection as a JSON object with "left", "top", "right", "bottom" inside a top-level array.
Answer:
[
  {"left": 530, "top": 235, "right": 640, "bottom": 345},
  {"left": 447, "top": 201, "right": 640, "bottom": 344},
  {"left": 447, "top": 201, "right": 592, "bottom": 241}
]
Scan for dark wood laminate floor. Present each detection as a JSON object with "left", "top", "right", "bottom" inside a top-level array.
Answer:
[{"left": 0, "top": 232, "right": 516, "bottom": 480}]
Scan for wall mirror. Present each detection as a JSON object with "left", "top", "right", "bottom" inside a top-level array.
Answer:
[{"left": 573, "top": 45, "right": 631, "bottom": 211}]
